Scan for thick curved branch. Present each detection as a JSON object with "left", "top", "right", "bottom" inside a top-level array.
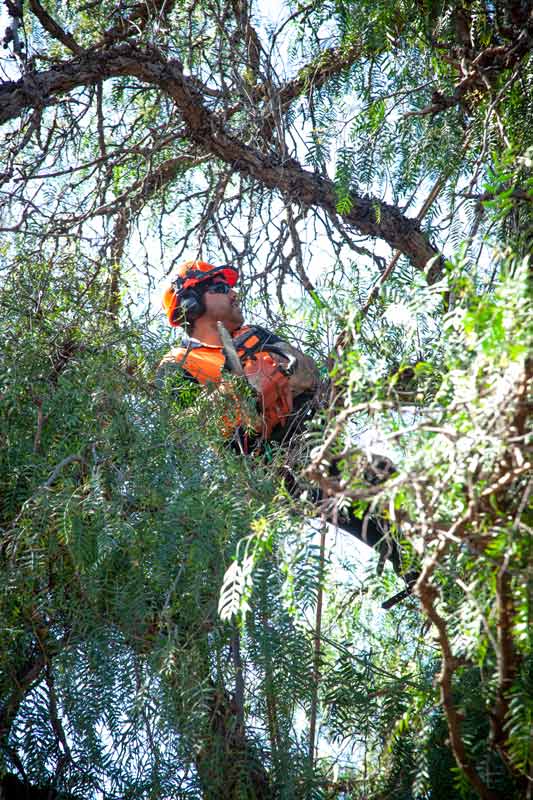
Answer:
[
  {"left": 0, "top": 44, "right": 443, "bottom": 276},
  {"left": 157, "top": 63, "right": 442, "bottom": 276}
]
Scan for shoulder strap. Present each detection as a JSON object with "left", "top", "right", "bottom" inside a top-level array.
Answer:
[
  {"left": 232, "top": 325, "right": 283, "bottom": 349},
  {"left": 231, "top": 326, "right": 283, "bottom": 361}
]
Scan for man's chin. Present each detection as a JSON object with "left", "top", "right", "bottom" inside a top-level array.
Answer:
[{"left": 222, "top": 315, "right": 243, "bottom": 333}]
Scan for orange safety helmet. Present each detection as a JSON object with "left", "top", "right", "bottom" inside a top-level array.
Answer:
[{"left": 162, "top": 260, "right": 239, "bottom": 327}]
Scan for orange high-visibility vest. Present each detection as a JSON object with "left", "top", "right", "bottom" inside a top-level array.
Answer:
[
  {"left": 158, "top": 338, "right": 226, "bottom": 385},
  {"left": 158, "top": 326, "right": 294, "bottom": 438}
]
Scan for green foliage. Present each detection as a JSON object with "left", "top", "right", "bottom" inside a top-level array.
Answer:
[
  {"left": 1, "top": 1, "right": 532, "bottom": 797},
  {"left": 0, "top": 255, "right": 285, "bottom": 795},
  {"left": 309, "top": 235, "right": 531, "bottom": 796}
]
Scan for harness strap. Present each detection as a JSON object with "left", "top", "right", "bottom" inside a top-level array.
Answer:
[{"left": 229, "top": 326, "right": 296, "bottom": 375}]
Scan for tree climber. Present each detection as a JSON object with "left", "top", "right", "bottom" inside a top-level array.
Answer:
[{"left": 159, "top": 261, "right": 416, "bottom": 605}]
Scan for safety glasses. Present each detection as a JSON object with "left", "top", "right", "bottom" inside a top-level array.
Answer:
[{"left": 205, "top": 282, "right": 231, "bottom": 295}]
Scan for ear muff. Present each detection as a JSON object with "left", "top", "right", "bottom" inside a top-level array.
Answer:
[{"left": 178, "top": 288, "right": 205, "bottom": 322}]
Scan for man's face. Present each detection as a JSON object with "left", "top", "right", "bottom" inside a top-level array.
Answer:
[{"left": 202, "top": 277, "right": 244, "bottom": 331}]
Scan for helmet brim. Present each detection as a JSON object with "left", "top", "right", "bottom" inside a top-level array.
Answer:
[{"left": 216, "top": 266, "right": 239, "bottom": 287}]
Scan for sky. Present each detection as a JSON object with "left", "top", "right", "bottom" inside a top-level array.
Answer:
[{"left": 0, "top": 4, "right": 20, "bottom": 81}]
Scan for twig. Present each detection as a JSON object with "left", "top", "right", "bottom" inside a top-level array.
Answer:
[
  {"left": 231, "top": 626, "right": 245, "bottom": 730},
  {"left": 32, "top": 396, "right": 49, "bottom": 454},
  {"left": 43, "top": 454, "right": 86, "bottom": 488},
  {"left": 45, "top": 662, "right": 73, "bottom": 770}
]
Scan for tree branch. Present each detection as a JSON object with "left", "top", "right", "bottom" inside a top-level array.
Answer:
[
  {"left": 417, "top": 578, "right": 500, "bottom": 800},
  {"left": 28, "top": 0, "right": 83, "bottom": 55},
  {"left": 490, "top": 554, "right": 520, "bottom": 753},
  {"left": 406, "top": 20, "right": 533, "bottom": 118},
  {"left": 0, "top": 44, "right": 443, "bottom": 275},
  {"left": 0, "top": 653, "right": 47, "bottom": 744},
  {"left": 96, "top": 0, "right": 177, "bottom": 47}
]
